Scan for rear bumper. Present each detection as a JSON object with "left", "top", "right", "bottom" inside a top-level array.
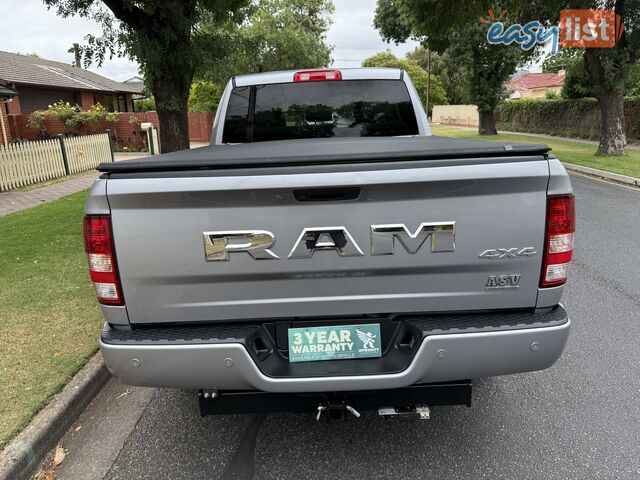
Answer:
[{"left": 100, "top": 307, "right": 570, "bottom": 393}]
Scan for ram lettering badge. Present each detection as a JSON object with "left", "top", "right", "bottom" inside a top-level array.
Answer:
[{"left": 203, "top": 222, "right": 455, "bottom": 261}]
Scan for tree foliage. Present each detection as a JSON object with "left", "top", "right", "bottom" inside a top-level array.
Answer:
[
  {"left": 236, "top": 0, "right": 334, "bottom": 73},
  {"left": 188, "top": 81, "right": 222, "bottom": 112},
  {"left": 134, "top": 97, "right": 156, "bottom": 112},
  {"left": 43, "top": 0, "right": 250, "bottom": 152},
  {"left": 538, "top": 0, "right": 640, "bottom": 154},
  {"left": 406, "top": 46, "right": 470, "bottom": 105},
  {"left": 542, "top": 48, "right": 583, "bottom": 73},
  {"left": 447, "top": 25, "right": 522, "bottom": 114},
  {"left": 626, "top": 61, "right": 640, "bottom": 96},
  {"left": 362, "top": 50, "right": 448, "bottom": 114},
  {"left": 197, "top": 0, "right": 334, "bottom": 85},
  {"left": 374, "top": 0, "right": 527, "bottom": 134},
  {"left": 562, "top": 56, "right": 592, "bottom": 99}
]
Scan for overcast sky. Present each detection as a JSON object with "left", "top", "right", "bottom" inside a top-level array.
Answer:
[{"left": 0, "top": 0, "right": 419, "bottom": 82}]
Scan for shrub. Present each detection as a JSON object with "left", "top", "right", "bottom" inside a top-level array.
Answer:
[
  {"left": 188, "top": 82, "right": 221, "bottom": 113},
  {"left": 27, "top": 110, "right": 47, "bottom": 130},
  {"left": 47, "top": 101, "right": 78, "bottom": 124},
  {"left": 134, "top": 97, "right": 156, "bottom": 112},
  {"left": 27, "top": 102, "right": 118, "bottom": 132},
  {"left": 498, "top": 97, "right": 640, "bottom": 141}
]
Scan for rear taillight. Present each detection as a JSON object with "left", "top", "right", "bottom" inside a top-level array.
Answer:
[
  {"left": 83, "top": 215, "right": 124, "bottom": 305},
  {"left": 294, "top": 70, "right": 342, "bottom": 82},
  {"left": 540, "top": 195, "right": 575, "bottom": 288}
]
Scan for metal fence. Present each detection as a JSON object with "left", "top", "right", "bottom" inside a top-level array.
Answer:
[{"left": 0, "top": 133, "right": 113, "bottom": 192}]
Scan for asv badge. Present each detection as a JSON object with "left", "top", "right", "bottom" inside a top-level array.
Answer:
[{"left": 486, "top": 274, "right": 521, "bottom": 290}]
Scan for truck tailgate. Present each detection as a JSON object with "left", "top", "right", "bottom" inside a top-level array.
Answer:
[{"left": 105, "top": 157, "right": 549, "bottom": 324}]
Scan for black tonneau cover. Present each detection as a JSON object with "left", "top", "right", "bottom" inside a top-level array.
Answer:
[{"left": 98, "top": 136, "right": 550, "bottom": 173}]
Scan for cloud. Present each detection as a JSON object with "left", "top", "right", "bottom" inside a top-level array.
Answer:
[
  {"left": 328, "top": 0, "right": 419, "bottom": 67},
  {"left": 0, "top": 0, "right": 139, "bottom": 81}
]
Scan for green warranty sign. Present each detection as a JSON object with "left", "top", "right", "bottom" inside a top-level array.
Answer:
[{"left": 288, "top": 324, "right": 382, "bottom": 363}]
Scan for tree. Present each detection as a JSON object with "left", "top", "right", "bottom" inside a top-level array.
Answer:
[
  {"left": 239, "top": 0, "right": 333, "bottom": 73},
  {"left": 43, "top": 0, "right": 250, "bottom": 153},
  {"left": 134, "top": 97, "right": 156, "bottom": 112},
  {"left": 407, "top": 46, "right": 470, "bottom": 105},
  {"left": 561, "top": 56, "right": 592, "bottom": 99},
  {"left": 542, "top": 48, "right": 583, "bottom": 73},
  {"left": 374, "top": 0, "right": 524, "bottom": 134},
  {"left": 447, "top": 25, "right": 521, "bottom": 134},
  {"left": 362, "top": 50, "right": 448, "bottom": 115},
  {"left": 625, "top": 60, "right": 640, "bottom": 95},
  {"left": 580, "top": 0, "right": 639, "bottom": 155},
  {"left": 536, "top": 0, "right": 640, "bottom": 155},
  {"left": 188, "top": 81, "right": 222, "bottom": 112},
  {"left": 199, "top": 0, "right": 334, "bottom": 84},
  {"left": 556, "top": 53, "right": 640, "bottom": 101}
]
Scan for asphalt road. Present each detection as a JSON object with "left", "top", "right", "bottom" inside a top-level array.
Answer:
[{"left": 53, "top": 174, "right": 640, "bottom": 480}]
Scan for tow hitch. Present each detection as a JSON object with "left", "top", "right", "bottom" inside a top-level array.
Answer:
[
  {"left": 316, "top": 402, "right": 361, "bottom": 421},
  {"left": 198, "top": 382, "right": 471, "bottom": 417}
]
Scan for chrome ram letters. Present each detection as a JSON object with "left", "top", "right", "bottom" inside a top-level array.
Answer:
[
  {"left": 203, "top": 230, "right": 280, "bottom": 261},
  {"left": 203, "top": 223, "right": 456, "bottom": 261}
]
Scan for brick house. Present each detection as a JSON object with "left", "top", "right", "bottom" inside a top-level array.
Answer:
[
  {"left": 0, "top": 51, "right": 213, "bottom": 148},
  {"left": 0, "top": 51, "right": 143, "bottom": 117}
]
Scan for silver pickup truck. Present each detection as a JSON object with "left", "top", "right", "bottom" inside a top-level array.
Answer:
[{"left": 85, "top": 68, "right": 573, "bottom": 419}]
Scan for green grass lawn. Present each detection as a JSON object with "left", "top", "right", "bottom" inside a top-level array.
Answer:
[
  {"left": 0, "top": 191, "right": 102, "bottom": 449},
  {"left": 431, "top": 125, "right": 640, "bottom": 179}
]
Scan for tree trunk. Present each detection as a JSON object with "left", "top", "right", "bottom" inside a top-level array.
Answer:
[
  {"left": 584, "top": 47, "right": 628, "bottom": 156},
  {"left": 478, "top": 110, "right": 497, "bottom": 135},
  {"left": 151, "top": 75, "right": 191, "bottom": 153},
  {"left": 596, "top": 93, "right": 626, "bottom": 156}
]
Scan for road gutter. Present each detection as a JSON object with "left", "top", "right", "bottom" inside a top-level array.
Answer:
[
  {"left": 0, "top": 353, "right": 111, "bottom": 480},
  {"left": 562, "top": 162, "right": 640, "bottom": 189}
]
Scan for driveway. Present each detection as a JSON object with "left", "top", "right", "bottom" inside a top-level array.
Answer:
[{"left": 53, "top": 174, "right": 640, "bottom": 480}]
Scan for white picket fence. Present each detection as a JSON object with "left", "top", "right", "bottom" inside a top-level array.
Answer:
[
  {"left": 64, "top": 134, "right": 113, "bottom": 174},
  {"left": 0, "top": 133, "right": 112, "bottom": 192}
]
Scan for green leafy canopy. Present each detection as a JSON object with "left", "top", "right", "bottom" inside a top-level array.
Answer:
[{"left": 197, "top": 0, "right": 334, "bottom": 83}]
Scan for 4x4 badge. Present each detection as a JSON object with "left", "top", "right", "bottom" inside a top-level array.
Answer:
[{"left": 478, "top": 247, "right": 536, "bottom": 259}]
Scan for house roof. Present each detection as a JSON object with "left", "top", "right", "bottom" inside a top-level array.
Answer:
[
  {"left": 506, "top": 72, "right": 565, "bottom": 92},
  {"left": 0, "top": 51, "right": 143, "bottom": 94},
  {"left": 0, "top": 84, "right": 17, "bottom": 99},
  {"left": 122, "top": 76, "right": 146, "bottom": 97}
]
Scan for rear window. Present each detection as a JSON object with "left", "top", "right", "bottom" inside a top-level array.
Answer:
[{"left": 222, "top": 80, "right": 419, "bottom": 143}]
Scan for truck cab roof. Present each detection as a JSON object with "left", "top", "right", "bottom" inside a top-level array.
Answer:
[{"left": 233, "top": 67, "right": 403, "bottom": 87}]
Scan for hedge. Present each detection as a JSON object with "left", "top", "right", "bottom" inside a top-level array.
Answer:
[{"left": 498, "top": 97, "right": 640, "bottom": 141}]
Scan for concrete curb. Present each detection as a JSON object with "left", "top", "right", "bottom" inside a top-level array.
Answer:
[
  {"left": 0, "top": 353, "right": 111, "bottom": 480},
  {"left": 562, "top": 162, "right": 640, "bottom": 188}
]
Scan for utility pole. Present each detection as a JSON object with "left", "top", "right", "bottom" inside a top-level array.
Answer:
[{"left": 426, "top": 47, "right": 432, "bottom": 120}]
